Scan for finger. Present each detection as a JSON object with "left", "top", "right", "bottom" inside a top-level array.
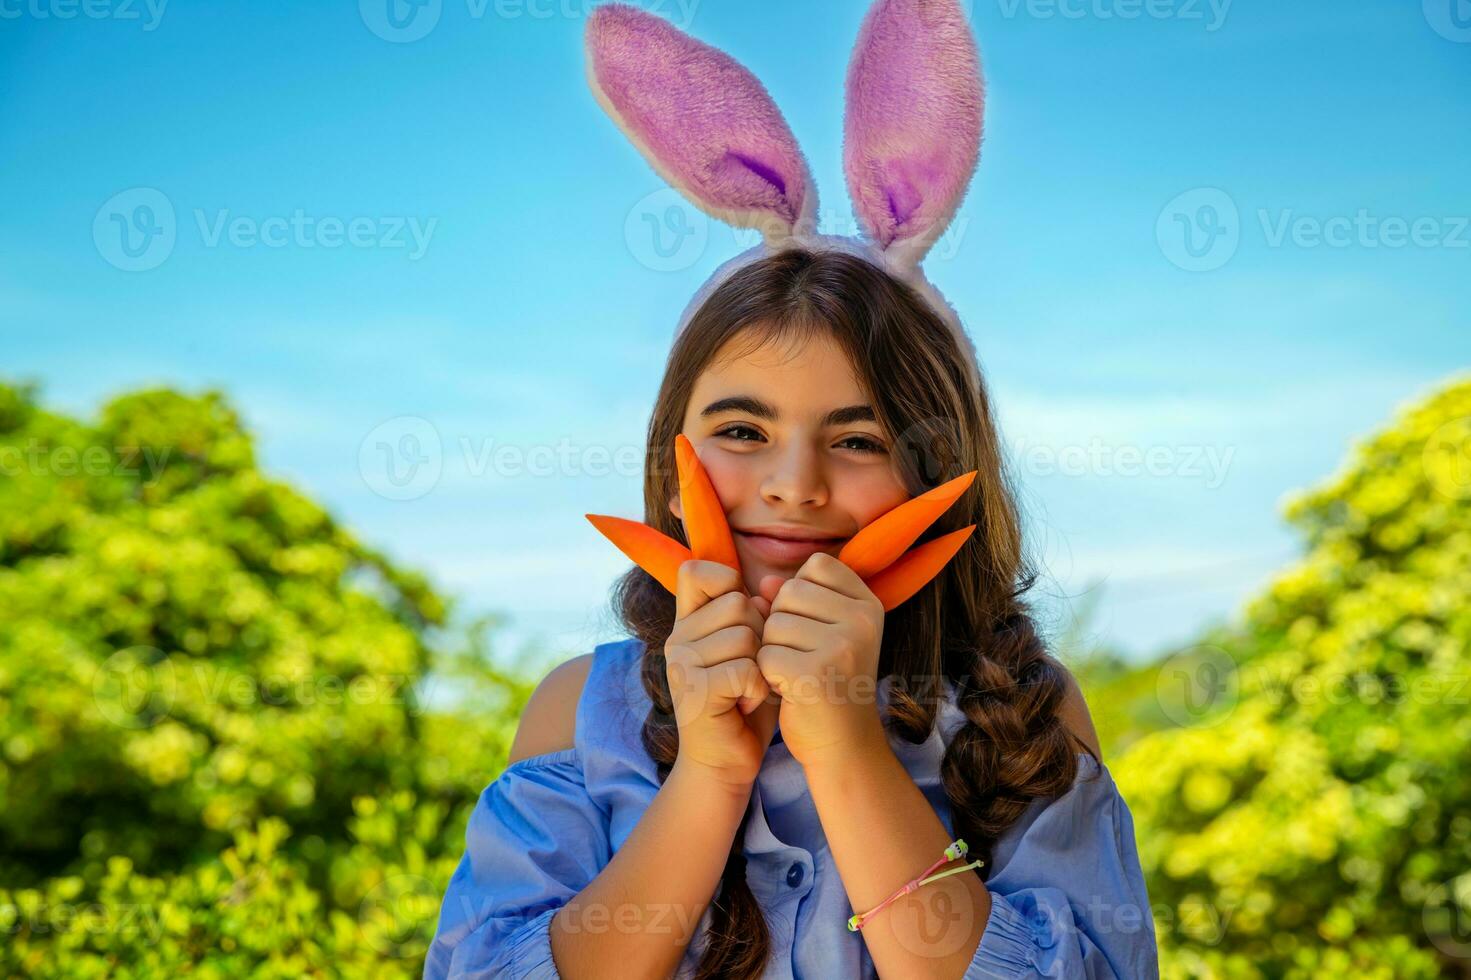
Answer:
[
  {"left": 731, "top": 659, "right": 775, "bottom": 716},
  {"left": 670, "top": 656, "right": 763, "bottom": 727},
  {"left": 751, "top": 595, "right": 772, "bottom": 619},
  {"left": 755, "top": 643, "right": 806, "bottom": 699},
  {"left": 739, "top": 682, "right": 780, "bottom": 715},
  {"left": 746, "top": 692, "right": 780, "bottom": 751},
  {"left": 757, "top": 574, "right": 785, "bottom": 606},
  {"left": 675, "top": 590, "right": 765, "bottom": 645},
  {"left": 706, "top": 657, "right": 770, "bottom": 715},
  {"left": 761, "top": 610, "right": 824, "bottom": 652},
  {"left": 674, "top": 559, "right": 747, "bottom": 620},
  {"left": 795, "top": 551, "right": 870, "bottom": 601},
  {"left": 669, "top": 623, "right": 761, "bottom": 671},
  {"left": 769, "top": 575, "right": 845, "bottom": 624}
]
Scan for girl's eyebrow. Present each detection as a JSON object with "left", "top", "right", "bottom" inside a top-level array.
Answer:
[{"left": 700, "top": 395, "right": 877, "bottom": 427}]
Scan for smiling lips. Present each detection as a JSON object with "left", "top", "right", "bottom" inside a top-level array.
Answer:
[
  {"left": 734, "top": 526, "right": 846, "bottom": 566},
  {"left": 585, "top": 433, "right": 978, "bottom": 612}
]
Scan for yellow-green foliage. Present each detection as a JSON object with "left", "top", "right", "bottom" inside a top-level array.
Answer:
[
  {"left": 6, "top": 375, "right": 1470, "bottom": 977},
  {"left": 1105, "top": 376, "right": 1471, "bottom": 978},
  {"left": 0, "top": 382, "right": 534, "bottom": 977}
]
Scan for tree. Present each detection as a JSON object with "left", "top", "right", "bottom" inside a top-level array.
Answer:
[
  {"left": 1108, "top": 375, "right": 1471, "bottom": 978},
  {"left": 0, "top": 381, "right": 532, "bottom": 977}
]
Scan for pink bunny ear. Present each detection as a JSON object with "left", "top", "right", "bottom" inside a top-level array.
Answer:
[
  {"left": 585, "top": 3, "right": 818, "bottom": 246},
  {"left": 844, "top": 0, "right": 983, "bottom": 270}
]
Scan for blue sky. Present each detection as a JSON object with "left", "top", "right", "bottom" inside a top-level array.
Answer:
[{"left": 3, "top": 0, "right": 1468, "bottom": 672}]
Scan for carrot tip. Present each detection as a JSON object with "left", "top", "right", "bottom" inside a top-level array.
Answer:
[
  {"left": 586, "top": 513, "right": 692, "bottom": 595},
  {"left": 672, "top": 433, "right": 741, "bottom": 572},
  {"left": 864, "top": 524, "right": 976, "bottom": 611},
  {"left": 838, "top": 470, "right": 978, "bottom": 579}
]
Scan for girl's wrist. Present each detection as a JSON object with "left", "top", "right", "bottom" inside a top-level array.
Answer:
[
  {"left": 792, "top": 715, "right": 890, "bottom": 776},
  {"left": 668, "top": 757, "right": 758, "bottom": 803}
]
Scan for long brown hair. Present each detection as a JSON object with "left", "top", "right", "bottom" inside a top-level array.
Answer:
[{"left": 612, "top": 246, "right": 1087, "bottom": 978}]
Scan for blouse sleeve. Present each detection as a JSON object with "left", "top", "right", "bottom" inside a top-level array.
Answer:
[
  {"left": 964, "top": 753, "right": 1160, "bottom": 979},
  {"left": 423, "top": 748, "right": 611, "bottom": 980}
]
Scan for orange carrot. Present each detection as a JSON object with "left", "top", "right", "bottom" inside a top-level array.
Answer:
[
  {"left": 585, "top": 514, "right": 692, "bottom": 594},
  {"left": 673, "top": 433, "right": 741, "bottom": 572},
  {"left": 838, "top": 470, "right": 977, "bottom": 579},
  {"left": 863, "top": 525, "right": 976, "bottom": 611}
]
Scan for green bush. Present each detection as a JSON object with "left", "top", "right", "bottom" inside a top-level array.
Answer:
[
  {"left": 1099, "top": 376, "right": 1471, "bottom": 978},
  {"left": 0, "top": 382, "right": 535, "bottom": 977},
  {"left": 6, "top": 373, "right": 1470, "bottom": 977}
]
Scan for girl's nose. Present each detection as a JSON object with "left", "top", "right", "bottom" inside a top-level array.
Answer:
[{"left": 759, "top": 441, "right": 829, "bottom": 508}]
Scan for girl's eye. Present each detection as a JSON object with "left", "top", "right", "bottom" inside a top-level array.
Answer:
[
  {"left": 714, "top": 426, "right": 887, "bottom": 454},
  {"left": 714, "top": 424, "right": 765, "bottom": 443},
  {"left": 838, "top": 435, "right": 887, "bottom": 455}
]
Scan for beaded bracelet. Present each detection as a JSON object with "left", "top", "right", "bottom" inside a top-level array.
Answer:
[{"left": 846, "top": 838, "right": 985, "bottom": 932}]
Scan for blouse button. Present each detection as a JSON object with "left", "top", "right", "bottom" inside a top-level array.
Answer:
[{"left": 786, "top": 862, "right": 805, "bottom": 888}]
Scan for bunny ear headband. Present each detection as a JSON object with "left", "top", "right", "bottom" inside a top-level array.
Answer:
[
  {"left": 584, "top": 0, "right": 987, "bottom": 608},
  {"left": 584, "top": 0, "right": 985, "bottom": 385}
]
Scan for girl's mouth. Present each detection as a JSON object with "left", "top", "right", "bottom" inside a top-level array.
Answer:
[{"left": 734, "top": 528, "right": 847, "bottom": 566}]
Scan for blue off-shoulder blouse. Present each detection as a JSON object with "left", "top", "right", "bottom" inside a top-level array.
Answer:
[{"left": 424, "top": 637, "right": 1159, "bottom": 979}]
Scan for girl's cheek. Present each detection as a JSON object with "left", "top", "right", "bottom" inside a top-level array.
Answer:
[
  {"left": 701, "top": 451, "right": 755, "bottom": 512},
  {"left": 839, "top": 474, "right": 911, "bottom": 527}
]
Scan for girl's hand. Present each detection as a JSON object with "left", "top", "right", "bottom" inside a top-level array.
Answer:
[
  {"left": 664, "top": 560, "right": 781, "bottom": 791},
  {"left": 756, "top": 552, "right": 888, "bottom": 771}
]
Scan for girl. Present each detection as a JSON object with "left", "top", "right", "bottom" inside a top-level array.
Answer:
[{"left": 426, "top": 2, "right": 1158, "bottom": 977}]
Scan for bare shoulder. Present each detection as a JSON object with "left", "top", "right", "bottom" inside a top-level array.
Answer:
[
  {"left": 1054, "top": 661, "right": 1103, "bottom": 760},
  {"left": 506, "top": 653, "right": 595, "bottom": 765}
]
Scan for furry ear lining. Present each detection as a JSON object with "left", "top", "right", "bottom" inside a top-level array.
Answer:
[
  {"left": 585, "top": 3, "right": 817, "bottom": 246},
  {"left": 844, "top": 0, "right": 984, "bottom": 270}
]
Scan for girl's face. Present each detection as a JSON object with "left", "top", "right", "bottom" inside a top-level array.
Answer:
[{"left": 672, "top": 327, "right": 912, "bottom": 595}]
